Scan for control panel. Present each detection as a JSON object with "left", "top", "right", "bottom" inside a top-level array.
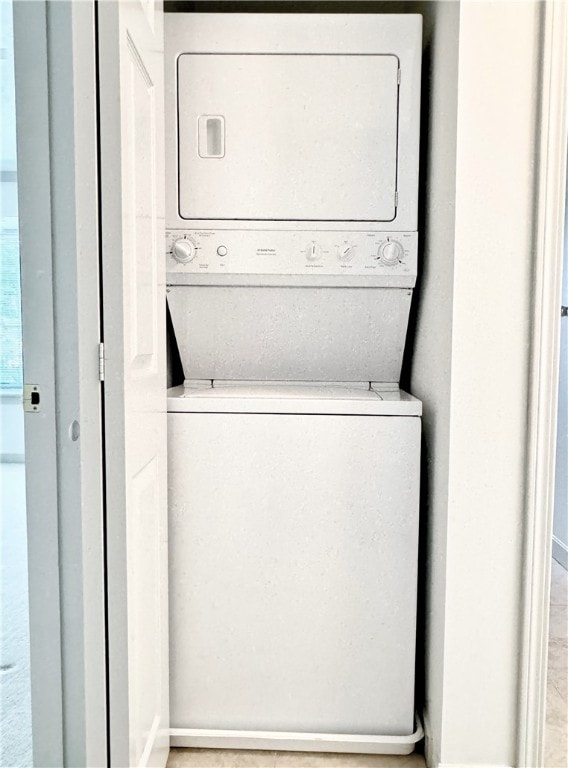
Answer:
[{"left": 166, "top": 230, "right": 417, "bottom": 277}]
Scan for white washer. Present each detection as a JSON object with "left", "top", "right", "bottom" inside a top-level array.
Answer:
[
  {"left": 167, "top": 383, "right": 422, "bottom": 752},
  {"left": 164, "top": 11, "right": 423, "bottom": 755}
]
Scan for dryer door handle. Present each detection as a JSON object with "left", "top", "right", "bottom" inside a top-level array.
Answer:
[{"left": 198, "top": 115, "right": 225, "bottom": 158}]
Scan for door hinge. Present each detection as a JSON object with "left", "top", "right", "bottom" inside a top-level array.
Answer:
[
  {"left": 397, "top": 68, "right": 401, "bottom": 85},
  {"left": 98, "top": 342, "right": 105, "bottom": 382}
]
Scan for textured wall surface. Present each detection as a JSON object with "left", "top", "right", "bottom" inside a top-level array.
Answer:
[{"left": 409, "top": 2, "right": 543, "bottom": 766}]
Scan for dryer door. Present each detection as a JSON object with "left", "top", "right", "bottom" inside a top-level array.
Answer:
[{"left": 177, "top": 54, "right": 399, "bottom": 222}]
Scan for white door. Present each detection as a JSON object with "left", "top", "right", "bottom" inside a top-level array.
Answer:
[
  {"left": 178, "top": 54, "right": 399, "bottom": 221},
  {"left": 552, "top": 211, "right": 568, "bottom": 568},
  {"left": 98, "top": 2, "right": 168, "bottom": 766}
]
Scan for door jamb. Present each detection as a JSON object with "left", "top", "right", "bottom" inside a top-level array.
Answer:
[
  {"left": 517, "top": 1, "right": 568, "bottom": 765},
  {"left": 45, "top": 1, "right": 107, "bottom": 765},
  {"left": 13, "top": 2, "right": 63, "bottom": 763},
  {"left": 13, "top": 1, "right": 107, "bottom": 765}
]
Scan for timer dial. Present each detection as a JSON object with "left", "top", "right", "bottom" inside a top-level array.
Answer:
[
  {"left": 378, "top": 239, "right": 404, "bottom": 266},
  {"left": 172, "top": 237, "right": 197, "bottom": 263}
]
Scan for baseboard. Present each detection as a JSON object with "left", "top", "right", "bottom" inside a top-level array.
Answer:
[
  {"left": 170, "top": 717, "right": 424, "bottom": 755},
  {"left": 552, "top": 535, "right": 568, "bottom": 570},
  {"left": 436, "top": 764, "right": 513, "bottom": 768},
  {"left": 422, "top": 715, "right": 513, "bottom": 768}
]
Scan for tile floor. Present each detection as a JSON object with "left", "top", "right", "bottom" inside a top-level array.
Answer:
[
  {"left": 0, "top": 462, "right": 32, "bottom": 768},
  {"left": 167, "top": 749, "right": 425, "bottom": 768},
  {"left": 167, "top": 560, "right": 568, "bottom": 768},
  {"left": 545, "top": 558, "right": 568, "bottom": 768}
]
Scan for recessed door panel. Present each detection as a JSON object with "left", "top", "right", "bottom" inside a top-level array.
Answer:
[
  {"left": 178, "top": 54, "right": 399, "bottom": 221},
  {"left": 126, "top": 37, "right": 158, "bottom": 372}
]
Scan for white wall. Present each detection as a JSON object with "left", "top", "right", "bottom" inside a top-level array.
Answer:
[
  {"left": 406, "top": 2, "right": 459, "bottom": 765},
  {"left": 410, "top": 1, "right": 543, "bottom": 766},
  {"left": 442, "top": 3, "right": 540, "bottom": 763}
]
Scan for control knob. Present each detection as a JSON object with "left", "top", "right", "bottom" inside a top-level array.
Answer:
[
  {"left": 172, "top": 237, "right": 197, "bottom": 263},
  {"left": 338, "top": 243, "right": 355, "bottom": 262},
  {"left": 306, "top": 241, "right": 322, "bottom": 262},
  {"left": 378, "top": 239, "right": 404, "bottom": 266}
]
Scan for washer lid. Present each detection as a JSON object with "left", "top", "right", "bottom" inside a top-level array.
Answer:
[{"left": 167, "top": 383, "right": 422, "bottom": 416}]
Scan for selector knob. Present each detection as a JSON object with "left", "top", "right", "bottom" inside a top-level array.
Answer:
[
  {"left": 378, "top": 239, "right": 404, "bottom": 266},
  {"left": 172, "top": 237, "right": 196, "bottom": 263},
  {"left": 306, "top": 241, "right": 322, "bottom": 262},
  {"left": 338, "top": 243, "right": 355, "bottom": 262}
]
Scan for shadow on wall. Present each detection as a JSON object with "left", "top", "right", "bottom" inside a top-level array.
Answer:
[{"left": 165, "top": 1, "right": 429, "bottom": 15}]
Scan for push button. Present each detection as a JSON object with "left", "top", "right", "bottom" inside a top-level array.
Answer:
[{"left": 217, "top": 245, "right": 228, "bottom": 257}]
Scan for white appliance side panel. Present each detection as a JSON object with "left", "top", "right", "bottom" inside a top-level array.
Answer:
[
  {"left": 166, "top": 286, "right": 412, "bottom": 382},
  {"left": 178, "top": 54, "right": 398, "bottom": 222},
  {"left": 168, "top": 413, "right": 420, "bottom": 736}
]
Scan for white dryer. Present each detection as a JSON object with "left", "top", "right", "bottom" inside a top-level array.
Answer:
[{"left": 165, "top": 11, "right": 423, "bottom": 756}]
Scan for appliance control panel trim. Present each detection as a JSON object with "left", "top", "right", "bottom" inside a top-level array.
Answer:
[{"left": 166, "top": 230, "right": 417, "bottom": 279}]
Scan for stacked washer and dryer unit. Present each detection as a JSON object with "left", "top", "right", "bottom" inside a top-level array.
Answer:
[{"left": 165, "top": 13, "right": 423, "bottom": 756}]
